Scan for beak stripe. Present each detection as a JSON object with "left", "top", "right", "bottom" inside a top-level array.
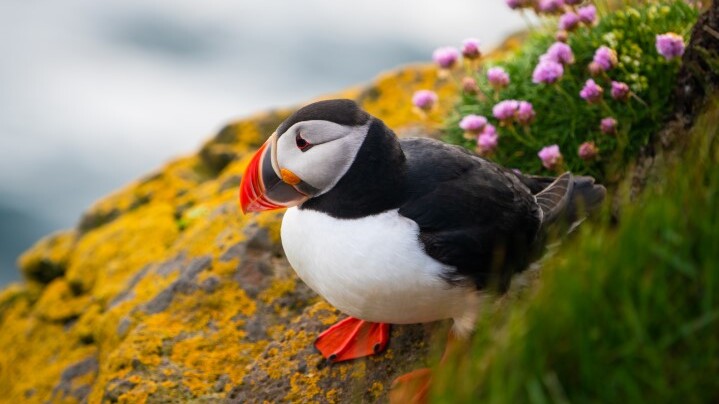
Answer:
[{"left": 239, "top": 133, "right": 311, "bottom": 214}]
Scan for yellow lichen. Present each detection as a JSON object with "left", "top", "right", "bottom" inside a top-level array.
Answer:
[
  {"left": 65, "top": 203, "right": 179, "bottom": 301},
  {"left": 286, "top": 371, "right": 323, "bottom": 402},
  {"left": 18, "top": 230, "right": 76, "bottom": 283},
  {"left": 254, "top": 211, "right": 285, "bottom": 244},
  {"left": 258, "top": 277, "right": 296, "bottom": 305},
  {"left": 0, "top": 289, "right": 97, "bottom": 403},
  {"left": 117, "top": 380, "right": 157, "bottom": 404},
  {"left": 70, "top": 303, "right": 103, "bottom": 344},
  {"left": 34, "top": 279, "right": 92, "bottom": 322},
  {"left": 325, "top": 388, "right": 339, "bottom": 403},
  {"left": 308, "top": 300, "right": 341, "bottom": 326},
  {"left": 370, "top": 380, "right": 385, "bottom": 400}
]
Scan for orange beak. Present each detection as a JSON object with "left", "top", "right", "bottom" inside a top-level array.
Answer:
[{"left": 239, "top": 133, "right": 310, "bottom": 214}]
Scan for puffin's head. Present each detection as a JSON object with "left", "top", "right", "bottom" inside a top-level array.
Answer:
[{"left": 240, "top": 99, "right": 372, "bottom": 213}]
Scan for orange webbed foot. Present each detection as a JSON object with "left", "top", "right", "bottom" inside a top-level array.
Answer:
[
  {"left": 390, "top": 367, "right": 432, "bottom": 404},
  {"left": 314, "top": 317, "right": 390, "bottom": 362}
]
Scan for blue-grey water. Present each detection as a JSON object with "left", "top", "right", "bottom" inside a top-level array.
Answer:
[{"left": 0, "top": 0, "right": 524, "bottom": 285}]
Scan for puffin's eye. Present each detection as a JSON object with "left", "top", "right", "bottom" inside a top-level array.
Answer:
[{"left": 296, "top": 133, "right": 313, "bottom": 152}]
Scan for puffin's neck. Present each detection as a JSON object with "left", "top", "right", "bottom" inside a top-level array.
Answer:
[{"left": 299, "top": 118, "right": 406, "bottom": 219}]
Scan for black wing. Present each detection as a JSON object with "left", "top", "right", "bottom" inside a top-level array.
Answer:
[{"left": 397, "top": 138, "right": 542, "bottom": 292}]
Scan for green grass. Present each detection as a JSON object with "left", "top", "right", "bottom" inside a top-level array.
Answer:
[
  {"left": 445, "top": 1, "right": 698, "bottom": 180},
  {"left": 432, "top": 100, "right": 719, "bottom": 402}
]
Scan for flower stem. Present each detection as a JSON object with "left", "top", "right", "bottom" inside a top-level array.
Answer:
[
  {"left": 630, "top": 92, "right": 649, "bottom": 108},
  {"left": 600, "top": 99, "right": 616, "bottom": 117},
  {"left": 507, "top": 124, "right": 535, "bottom": 148},
  {"left": 555, "top": 84, "right": 576, "bottom": 105}
]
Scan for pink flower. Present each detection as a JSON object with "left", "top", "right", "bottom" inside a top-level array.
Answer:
[
  {"left": 493, "top": 100, "right": 519, "bottom": 121},
  {"left": 578, "top": 141, "right": 599, "bottom": 161},
  {"left": 580, "top": 79, "right": 604, "bottom": 103},
  {"left": 542, "top": 42, "right": 575, "bottom": 65},
  {"left": 600, "top": 117, "right": 618, "bottom": 134},
  {"left": 556, "top": 31, "right": 569, "bottom": 43},
  {"left": 588, "top": 62, "right": 603, "bottom": 76},
  {"left": 559, "top": 12, "right": 581, "bottom": 31},
  {"left": 477, "top": 125, "right": 499, "bottom": 153},
  {"left": 433, "top": 47, "right": 460, "bottom": 69},
  {"left": 538, "top": 145, "right": 563, "bottom": 169},
  {"left": 532, "top": 60, "right": 564, "bottom": 84},
  {"left": 592, "top": 46, "right": 618, "bottom": 71},
  {"left": 462, "top": 77, "right": 479, "bottom": 95},
  {"left": 578, "top": 5, "right": 597, "bottom": 25},
  {"left": 517, "top": 101, "right": 535, "bottom": 125},
  {"left": 412, "top": 90, "right": 438, "bottom": 111},
  {"left": 459, "top": 114, "right": 488, "bottom": 133},
  {"left": 462, "top": 38, "right": 481, "bottom": 60},
  {"left": 611, "top": 81, "right": 630, "bottom": 101},
  {"left": 487, "top": 67, "right": 510, "bottom": 89},
  {"left": 539, "top": 0, "right": 564, "bottom": 14},
  {"left": 506, "top": 0, "right": 529, "bottom": 9},
  {"left": 656, "top": 32, "right": 685, "bottom": 60}
]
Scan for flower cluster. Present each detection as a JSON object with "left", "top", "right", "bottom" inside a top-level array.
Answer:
[
  {"left": 600, "top": 117, "right": 617, "bottom": 135},
  {"left": 417, "top": 1, "right": 695, "bottom": 174},
  {"left": 578, "top": 141, "right": 599, "bottom": 161},
  {"left": 459, "top": 114, "right": 488, "bottom": 139},
  {"left": 543, "top": 42, "right": 575, "bottom": 65},
  {"left": 492, "top": 100, "right": 535, "bottom": 125},
  {"left": 431, "top": 38, "right": 487, "bottom": 75},
  {"left": 532, "top": 60, "right": 564, "bottom": 84},
  {"left": 533, "top": 41, "right": 575, "bottom": 85},
  {"left": 656, "top": 32, "right": 685, "bottom": 60},
  {"left": 477, "top": 124, "right": 499, "bottom": 155},
  {"left": 412, "top": 90, "right": 438, "bottom": 112},
  {"left": 558, "top": 5, "right": 597, "bottom": 31},
  {"left": 432, "top": 47, "right": 460, "bottom": 69},
  {"left": 462, "top": 38, "right": 482, "bottom": 60},
  {"left": 580, "top": 79, "right": 603, "bottom": 103},
  {"left": 590, "top": 46, "right": 618, "bottom": 75},
  {"left": 487, "top": 67, "right": 511, "bottom": 90},
  {"left": 458, "top": 113, "right": 499, "bottom": 154},
  {"left": 610, "top": 81, "right": 630, "bottom": 101},
  {"left": 538, "top": 145, "right": 563, "bottom": 170},
  {"left": 455, "top": 98, "right": 535, "bottom": 155}
]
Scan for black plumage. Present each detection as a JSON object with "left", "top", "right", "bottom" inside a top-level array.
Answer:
[
  {"left": 399, "top": 137, "right": 543, "bottom": 292},
  {"left": 277, "top": 99, "right": 371, "bottom": 137}
]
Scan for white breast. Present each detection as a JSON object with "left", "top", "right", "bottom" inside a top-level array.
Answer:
[{"left": 281, "top": 207, "right": 477, "bottom": 326}]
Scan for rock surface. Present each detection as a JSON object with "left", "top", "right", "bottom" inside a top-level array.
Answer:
[{"left": 1, "top": 49, "right": 535, "bottom": 401}]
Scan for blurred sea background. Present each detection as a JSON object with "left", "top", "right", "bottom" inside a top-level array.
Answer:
[{"left": 0, "top": 0, "right": 524, "bottom": 285}]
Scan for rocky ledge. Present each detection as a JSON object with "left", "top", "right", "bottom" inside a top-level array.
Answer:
[{"left": 0, "top": 38, "right": 527, "bottom": 403}]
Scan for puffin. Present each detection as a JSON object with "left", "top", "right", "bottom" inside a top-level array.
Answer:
[{"left": 239, "top": 99, "right": 605, "bottom": 396}]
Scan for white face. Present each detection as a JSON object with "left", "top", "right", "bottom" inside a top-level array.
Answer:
[{"left": 274, "top": 119, "right": 370, "bottom": 196}]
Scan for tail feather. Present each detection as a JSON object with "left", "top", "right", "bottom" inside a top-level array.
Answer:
[
  {"left": 566, "top": 175, "right": 606, "bottom": 223},
  {"left": 535, "top": 172, "right": 574, "bottom": 225},
  {"left": 530, "top": 172, "right": 606, "bottom": 228}
]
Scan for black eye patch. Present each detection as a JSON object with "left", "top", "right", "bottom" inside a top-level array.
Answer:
[{"left": 296, "top": 132, "right": 313, "bottom": 152}]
